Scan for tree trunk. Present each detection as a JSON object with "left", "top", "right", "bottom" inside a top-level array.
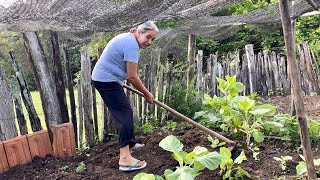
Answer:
[
  {"left": 0, "top": 66, "right": 18, "bottom": 140},
  {"left": 62, "top": 46, "right": 77, "bottom": 147},
  {"left": 10, "top": 51, "right": 42, "bottom": 132},
  {"left": 80, "top": 50, "right": 95, "bottom": 146},
  {"left": 279, "top": 1, "right": 317, "bottom": 179},
  {"left": 23, "top": 32, "right": 62, "bottom": 142},
  {"left": 50, "top": 31, "right": 69, "bottom": 123}
]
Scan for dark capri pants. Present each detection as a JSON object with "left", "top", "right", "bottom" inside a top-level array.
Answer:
[{"left": 93, "top": 81, "right": 136, "bottom": 148}]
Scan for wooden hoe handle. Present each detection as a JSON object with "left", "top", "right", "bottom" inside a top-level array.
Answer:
[{"left": 123, "top": 84, "right": 236, "bottom": 150}]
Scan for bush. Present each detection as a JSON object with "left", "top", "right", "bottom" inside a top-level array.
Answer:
[{"left": 167, "top": 80, "right": 202, "bottom": 121}]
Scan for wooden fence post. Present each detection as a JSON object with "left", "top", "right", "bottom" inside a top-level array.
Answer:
[
  {"left": 23, "top": 32, "right": 62, "bottom": 142},
  {"left": 211, "top": 54, "right": 217, "bottom": 96},
  {"left": 245, "top": 44, "right": 256, "bottom": 94},
  {"left": 62, "top": 46, "right": 77, "bottom": 146},
  {"left": 77, "top": 79, "right": 83, "bottom": 148},
  {"left": 80, "top": 50, "right": 95, "bottom": 146},
  {"left": 10, "top": 51, "right": 42, "bottom": 132},
  {"left": 196, "top": 50, "right": 204, "bottom": 98},
  {"left": 0, "top": 66, "right": 18, "bottom": 140},
  {"left": 11, "top": 79, "right": 28, "bottom": 135},
  {"left": 50, "top": 31, "right": 69, "bottom": 123},
  {"left": 303, "top": 43, "right": 320, "bottom": 95}
]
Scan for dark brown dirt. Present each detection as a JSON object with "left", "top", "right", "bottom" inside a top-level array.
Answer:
[{"left": 0, "top": 96, "right": 319, "bottom": 180}]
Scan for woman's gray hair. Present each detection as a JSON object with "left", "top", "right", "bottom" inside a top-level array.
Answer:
[{"left": 137, "top": 21, "right": 159, "bottom": 33}]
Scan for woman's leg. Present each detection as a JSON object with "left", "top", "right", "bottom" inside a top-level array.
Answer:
[{"left": 93, "top": 81, "right": 145, "bottom": 167}]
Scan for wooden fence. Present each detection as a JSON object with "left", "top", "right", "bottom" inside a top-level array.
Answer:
[{"left": 75, "top": 43, "right": 320, "bottom": 146}]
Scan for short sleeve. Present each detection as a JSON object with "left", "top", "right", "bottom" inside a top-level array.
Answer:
[{"left": 123, "top": 47, "right": 139, "bottom": 63}]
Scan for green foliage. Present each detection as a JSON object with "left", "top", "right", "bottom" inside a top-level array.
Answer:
[
  {"left": 159, "top": 135, "right": 222, "bottom": 179},
  {"left": 196, "top": 75, "right": 276, "bottom": 145},
  {"left": 133, "top": 173, "right": 164, "bottom": 180},
  {"left": 83, "top": 32, "right": 114, "bottom": 61},
  {"left": 215, "top": 25, "right": 285, "bottom": 54},
  {"left": 141, "top": 123, "right": 154, "bottom": 134},
  {"left": 219, "top": 147, "right": 251, "bottom": 180},
  {"left": 196, "top": 35, "right": 219, "bottom": 57},
  {"left": 296, "top": 155, "right": 320, "bottom": 177},
  {"left": 167, "top": 80, "right": 202, "bottom": 121},
  {"left": 273, "top": 156, "right": 293, "bottom": 171},
  {"left": 157, "top": 20, "right": 183, "bottom": 29},
  {"left": 264, "top": 114, "right": 300, "bottom": 141},
  {"left": 207, "top": 135, "right": 226, "bottom": 149},
  {"left": 308, "top": 120, "right": 320, "bottom": 142},
  {"left": 296, "top": 15, "right": 320, "bottom": 52},
  {"left": 75, "top": 162, "right": 86, "bottom": 173},
  {"left": 213, "top": 0, "right": 277, "bottom": 16},
  {"left": 165, "top": 121, "right": 177, "bottom": 131}
]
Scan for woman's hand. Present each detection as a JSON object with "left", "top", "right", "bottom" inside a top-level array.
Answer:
[{"left": 144, "top": 91, "right": 154, "bottom": 104}]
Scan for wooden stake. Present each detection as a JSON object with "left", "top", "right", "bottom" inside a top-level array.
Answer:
[{"left": 279, "top": 0, "right": 316, "bottom": 179}]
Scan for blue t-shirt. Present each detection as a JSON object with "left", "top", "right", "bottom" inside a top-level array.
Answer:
[{"left": 91, "top": 32, "right": 139, "bottom": 84}]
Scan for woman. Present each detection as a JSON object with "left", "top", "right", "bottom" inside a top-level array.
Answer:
[{"left": 91, "top": 21, "right": 158, "bottom": 172}]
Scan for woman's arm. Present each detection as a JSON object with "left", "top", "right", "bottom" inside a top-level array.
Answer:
[{"left": 126, "top": 62, "right": 154, "bottom": 103}]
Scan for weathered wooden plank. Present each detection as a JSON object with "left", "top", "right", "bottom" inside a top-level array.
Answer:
[
  {"left": 10, "top": 51, "right": 40, "bottom": 133},
  {"left": 80, "top": 50, "right": 95, "bottom": 146},
  {"left": 187, "top": 34, "right": 196, "bottom": 82},
  {"left": 77, "top": 79, "right": 83, "bottom": 148},
  {"left": 11, "top": 78, "right": 27, "bottom": 135},
  {"left": 211, "top": 54, "right": 217, "bottom": 96},
  {"left": 62, "top": 46, "right": 77, "bottom": 146},
  {"left": 23, "top": 32, "right": 62, "bottom": 142},
  {"left": 245, "top": 44, "right": 256, "bottom": 93},
  {"left": 50, "top": 31, "right": 69, "bottom": 123},
  {"left": 303, "top": 43, "right": 320, "bottom": 95},
  {"left": 196, "top": 50, "right": 204, "bottom": 98},
  {"left": 0, "top": 66, "right": 18, "bottom": 140}
]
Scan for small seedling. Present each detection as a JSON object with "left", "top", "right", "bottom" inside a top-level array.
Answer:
[
  {"left": 76, "top": 161, "right": 86, "bottom": 173},
  {"left": 58, "top": 165, "right": 69, "bottom": 172},
  {"left": 273, "top": 156, "right": 293, "bottom": 171},
  {"left": 219, "top": 147, "right": 251, "bottom": 180},
  {"left": 207, "top": 135, "right": 226, "bottom": 149}
]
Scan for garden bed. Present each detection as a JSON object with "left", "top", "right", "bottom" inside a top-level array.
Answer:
[{"left": 0, "top": 95, "right": 319, "bottom": 180}]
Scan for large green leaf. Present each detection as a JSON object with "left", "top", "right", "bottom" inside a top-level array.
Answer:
[
  {"left": 220, "top": 147, "right": 232, "bottom": 159},
  {"left": 166, "top": 167, "right": 197, "bottom": 180},
  {"left": 159, "top": 135, "right": 183, "bottom": 153},
  {"left": 207, "top": 113, "right": 220, "bottom": 122},
  {"left": 164, "top": 169, "right": 174, "bottom": 180},
  {"left": 235, "top": 82, "right": 244, "bottom": 92},
  {"left": 173, "top": 152, "right": 184, "bottom": 167},
  {"left": 193, "top": 146, "right": 208, "bottom": 155},
  {"left": 219, "top": 147, "right": 233, "bottom": 169},
  {"left": 258, "top": 104, "right": 276, "bottom": 116},
  {"left": 234, "top": 151, "right": 247, "bottom": 164},
  {"left": 133, "top": 173, "right": 156, "bottom": 180},
  {"left": 296, "top": 161, "right": 307, "bottom": 175},
  {"left": 250, "top": 104, "right": 276, "bottom": 116},
  {"left": 194, "top": 111, "right": 206, "bottom": 119},
  {"left": 194, "top": 152, "right": 222, "bottom": 170},
  {"left": 252, "top": 131, "right": 264, "bottom": 143}
]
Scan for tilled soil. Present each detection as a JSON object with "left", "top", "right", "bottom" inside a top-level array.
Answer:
[{"left": 0, "top": 96, "right": 319, "bottom": 180}]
